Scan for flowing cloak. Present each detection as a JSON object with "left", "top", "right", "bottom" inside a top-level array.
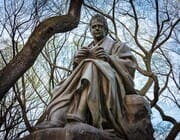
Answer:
[{"left": 44, "top": 36, "right": 137, "bottom": 137}]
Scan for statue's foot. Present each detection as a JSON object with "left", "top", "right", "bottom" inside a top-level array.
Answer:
[{"left": 35, "top": 120, "right": 64, "bottom": 129}]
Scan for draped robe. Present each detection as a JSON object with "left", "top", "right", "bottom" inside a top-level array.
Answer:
[{"left": 42, "top": 36, "right": 137, "bottom": 137}]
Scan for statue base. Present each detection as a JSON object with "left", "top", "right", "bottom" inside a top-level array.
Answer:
[
  {"left": 18, "top": 122, "right": 121, "bottom": 140},
  {"left": 18, "top": 95, "right": 154, "bottom": 140}
]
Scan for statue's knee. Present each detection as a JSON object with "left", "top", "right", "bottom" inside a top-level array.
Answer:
[{"left": 49, "top": 108, "right": 67, "bottom": 122}]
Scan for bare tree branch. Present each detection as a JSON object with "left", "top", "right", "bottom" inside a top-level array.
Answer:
[
  {"left": 0, "top": 0, "right": 83, "bottom": 100},
  {"left": 166, "top": 122, "right": 180, "bottom": 140},
  {"left": 129, "top": 0, "right": 147, "bottom": 54}
]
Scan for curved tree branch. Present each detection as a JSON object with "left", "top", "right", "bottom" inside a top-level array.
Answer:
[
  {"left": 166, "top": 122, "right": 180, "bottom": 140},
  {"left": 0, "top": 0, "right": 83, "bottom": 100},
  {"left": 155, "top": 104, "right": 179, "bottom": 139}
]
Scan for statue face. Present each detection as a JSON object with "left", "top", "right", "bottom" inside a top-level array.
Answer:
[{"left": 90, "top": 19, "right": 106, "bottom": 41}]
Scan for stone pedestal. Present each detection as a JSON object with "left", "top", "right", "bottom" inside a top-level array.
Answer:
[
  {"left": 18, "top": 95, "right": 154, "bottom": 140},
  {"left": 125, "top": 94, "right": 151, "bottom": 123},
  {"left": 125, "top": 95, "right": 154, "bottom": 140},
  {"left": 18, "top": 122, "right": 116, "bottom": 140}
]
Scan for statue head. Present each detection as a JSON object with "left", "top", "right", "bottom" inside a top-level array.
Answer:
[{"left": 89, "top": 14, "right": 108, "bottom": 41}]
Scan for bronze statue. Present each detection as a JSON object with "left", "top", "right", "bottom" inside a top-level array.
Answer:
[{"left": 35, "top": 14, "right": 153, "bottom": 140}]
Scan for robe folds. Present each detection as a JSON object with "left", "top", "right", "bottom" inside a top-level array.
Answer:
[{"left": 43, "top": 37, "right": 137, "bottom": 137}]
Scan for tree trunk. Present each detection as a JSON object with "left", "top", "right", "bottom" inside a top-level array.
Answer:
[{"left": 0, "top": 0, "right": 83, "bottom": 100}]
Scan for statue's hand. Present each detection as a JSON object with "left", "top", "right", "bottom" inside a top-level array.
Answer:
[
  {"left": 75, "top": 47, "right": 89, "bottom": 58},
  {"left": 73, "top": 47, "right": 89, "bottom": 68},
  {"left": 94, "top": 47, "right": 109, "bottom": 61},
  {"left": 87, "top": 49, "right": 96, "bottom": 59}
]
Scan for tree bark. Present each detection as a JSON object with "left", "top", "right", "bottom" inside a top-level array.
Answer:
[
  {"left": 166, "top": 123, "right": 180, "bottom": 140},
  {"left": 0, "top": 0, "right": 83, "bottom": 100}
]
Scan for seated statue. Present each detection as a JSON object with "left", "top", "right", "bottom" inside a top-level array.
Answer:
[{"left": 35, "top": 14, "right": 153, "bottom": 139}]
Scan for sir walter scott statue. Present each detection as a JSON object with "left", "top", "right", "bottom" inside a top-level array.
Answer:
[{"left": 35, "top": 14, "right": 154, "bottom": 140}]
